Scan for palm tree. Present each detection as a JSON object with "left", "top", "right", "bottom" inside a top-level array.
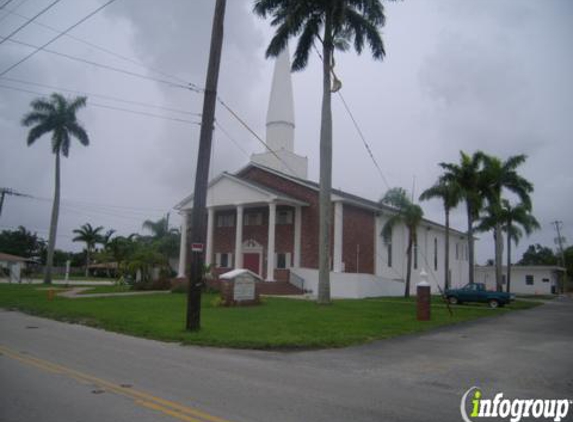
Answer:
[
  {"left": 439, "top": 151, "right": 486, "bottom": 285},
  {"left": 72, "top": 223, "right": 104, "bottom": 277},
  {"left": 419, "top": 179, "right": 462, "bottom": 290},
  {"left": 105, "top": 235, "right": 137, "bottom": 278},
  {"left": 500, "top": 201, "right": 539, "bottom": 293},
  {"left": 100, "top": 229, "right": 116, "bottom": 247},
  {"left": 21, "top": 93, "right": 89, "bottom": 284},
  {"left": 254, "top": 0, "right": 389, "bottom": 304},
  {"left": 142, "top": 216, "right": 171, "bottom": 239},
  {"left": 480, "top": 154, "right": 533, "bottom": 291},
  {"left": 477, "top": 200, "right": 538, "bottom": 292},
  {"left": 380, "top": 188, "right": 423, "bottom": 298}
]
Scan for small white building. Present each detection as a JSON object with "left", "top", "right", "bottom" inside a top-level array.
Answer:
[
  {"left": 474, "top": 265, "right": 564, "bottom": 295},
  {"left": 0, "top": 252, "right": 29, "bottom": 283}
]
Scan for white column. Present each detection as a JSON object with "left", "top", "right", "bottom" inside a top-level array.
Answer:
[
  {"left": 293, "top": 205, "right": 302, "bottom": 268},
  {"left": 374, "top": 214, "right": 382, "bottom": 276},
  {"left": 235, "top": 205, "right": 244, "bottom": 268},
  {"left": 333, "top": 201, "right": 344, "bottom": 272},
  {"left": 177, "top": 212, "right": 188, "bottom": 277},
  {"left": 205, "top": 207, "right": 215, "bottom": 266},
  {"left": 266, "top": 202, "right": 276, "bottom": 281}
]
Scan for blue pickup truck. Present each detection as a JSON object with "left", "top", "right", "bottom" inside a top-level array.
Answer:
[{"left": 445, "top": 283, "right": 514, "bottom": 308}]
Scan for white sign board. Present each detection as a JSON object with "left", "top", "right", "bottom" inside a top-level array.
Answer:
[{"left": 233, "top": 274, "right": 256, "bottom": 301}]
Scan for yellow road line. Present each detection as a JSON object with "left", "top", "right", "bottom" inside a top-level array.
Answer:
[{"left": 0, "top": 345, "right": 233, "bottom": 422}]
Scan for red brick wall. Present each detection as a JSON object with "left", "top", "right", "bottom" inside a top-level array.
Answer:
[
  {"left": 211, "top": 205, "right": 295, "bottom": 279},
  {"left": 342, "top": 204, "right": 375, "bottom": 274},
  {"left": 212, "top": 209, "right": 235, "bottom": 270},
  {"left": 240, "top": 167, "right": 324, "bottom": 269}
]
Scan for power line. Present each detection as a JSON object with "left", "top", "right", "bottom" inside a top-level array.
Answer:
[
  {"left": 1, "top": 76, "right": 200, "bottom": 116},
  {"left": 23, "top": 193, "right": 167, "bottom": 215},
  {"left": 336, "top": 91, "right": 391, "bottom": 190},
  {"left": 214, "top": 120, "right": 251, "bottom": 157},
  {"left": 1, "top": 37, "right": 198, "bottom": 91},
  {"left": 217, "top": 96, "right": 299, "bottom": 176},
  {"left": 0, "top": 0, "right": 118, "bottom": 77},
  {"left": 1, "top": 7, "right": 194, "bottom": 87},
  {"left": 0, "top": 0, "right": 61, "bottom": 47},
  {"left": 0, "top": 0, "right": 29, "bottom": 26},
  {"left": 0, "top": 0, "right": 15, "bottom": 9},
  {"left": 0, "top": 83, "right": 201, "bottom": 125},
  {"left": 312, "top": 44, "right": 392, "bottom": 191}
]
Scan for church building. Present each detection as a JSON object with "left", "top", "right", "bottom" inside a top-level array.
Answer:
[{"left": 175, "top": 49, "right": 470, "bottom": 298}]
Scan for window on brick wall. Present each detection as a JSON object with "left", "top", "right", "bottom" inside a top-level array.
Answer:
[
  {"left": 217, "top": 214, "right": 234, "bottom": 228},
  {"left": 216, "top": 253, "right": 233, "bottom": 268},
  {"left": 276, "top": 252, "right": 291, "bottom": 269},
  {"left": 276, "top": 210, "right": 293, "bottom": 225},
  {"left": 525, "top": 275, "right": 534, "bottom": 285},
  {"left": 244, "top": 212, "right": 262, "bottom": 226}
]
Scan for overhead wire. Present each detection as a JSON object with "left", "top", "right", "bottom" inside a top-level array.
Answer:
[
  {"left": 0, "top": 6, "right": 194, "bottom": 87},
  {"left": 0, "top": 76, "right": 200, "bottom": 116},
  {"left": 0, "top": 0, "right": 28, "bottom": 22},
  {"left": 0, "top": 0, "right": 15, "bottom": 9},
  {"left": 0, "top": 83, "right": 201, "bottom": 125},
  {"left": 0, "top": 0, "right": 119, "bottom": 77},
  {"left": 312, "top": 43, "right": 392, "bottom": 191},
  {"left": 1, "top": 37, "right": 198, "bottom": 90},
  {"left": 0, "top": 0, "right": 61, "bottom": 47}
]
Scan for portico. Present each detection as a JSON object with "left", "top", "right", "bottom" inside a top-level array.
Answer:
[{"left": 175, "top": 172, "right": 307, "bottom": 281}]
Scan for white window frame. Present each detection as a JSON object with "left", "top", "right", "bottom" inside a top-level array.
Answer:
[
  {"left": 275, "top": 252, "right": 291, "bottom": 269},
  {"left": 276, "top": 210, "right": 293, "bottom": 225},
  {"left": 217, "top": 214, "right": 235, "bottom": 228},
  {"left": 215, "top": 252, "right": 234, "bottom": 268},
  {"left": 244, "top": 212, "right": 263, "bottom": 226}
]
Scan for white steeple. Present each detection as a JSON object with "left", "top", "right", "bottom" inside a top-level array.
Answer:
[
  {"left": 251, "top": 46, "right": 308, "bottom": 179},
  {"left": 266, "top": 47, "right": 295, "bottom": 152}
]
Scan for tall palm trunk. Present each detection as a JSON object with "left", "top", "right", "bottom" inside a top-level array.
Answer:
[
  {"left": 44, "top": 152, "right": 60, "bottom": 284},
  {"left": 405, "top": 232, "right": 413, "bottom": 298},
  {"left": 317, "top": 12, "right": 333, "bottom": 305},
  {"left": 444, "top": 207, "right": 450, "bottom": 290},
  {"left": 506, "top": 217, "right": 512, "bottom": 293},
  {"left": 494, "top": 223, "right": 504, "bottom": 292},
  {"left": 85, "top": 245, "right": 91, "bottom": 277},
  {"left": 466, "top": 201, "right": 475, "bottom": 285}
]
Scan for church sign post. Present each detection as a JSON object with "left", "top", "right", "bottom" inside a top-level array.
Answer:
[{"left": 186, "top": 0, "right": 227, "bottom": 331}]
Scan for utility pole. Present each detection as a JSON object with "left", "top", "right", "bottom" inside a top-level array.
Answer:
[
  {"left": 552, "top": 220, "right": 567, "bottom": 293},
  {"left": 186, "top": 0, "right": 226, "bottom": 331},
  {"left": 0, "top": 188, "right": 30, "bottom": 217}
]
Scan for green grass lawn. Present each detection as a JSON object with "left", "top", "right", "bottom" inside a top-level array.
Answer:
[{"left": 0, "top": 284, "right": 541, "bottom": 349}]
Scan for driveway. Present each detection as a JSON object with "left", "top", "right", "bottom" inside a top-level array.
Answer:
[{"left": 1, "top": 298, "right": 572, "bottom": 422}]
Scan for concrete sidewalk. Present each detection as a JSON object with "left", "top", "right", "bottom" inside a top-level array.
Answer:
[{"left": 56, "top": 287, "right": 171, "bottom": 299}]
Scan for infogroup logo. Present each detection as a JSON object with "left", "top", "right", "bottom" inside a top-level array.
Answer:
[{"left": 460, "top": 387, "right": 571, "bottom": 422}]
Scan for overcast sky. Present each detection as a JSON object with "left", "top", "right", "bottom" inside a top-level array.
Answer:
[{"left": 1, "top": 0, "right": 572, "bottom": 266}]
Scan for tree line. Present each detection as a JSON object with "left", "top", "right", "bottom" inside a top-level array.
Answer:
[{"left": 0, "top": 217, "right": 180, "bottom": 284}]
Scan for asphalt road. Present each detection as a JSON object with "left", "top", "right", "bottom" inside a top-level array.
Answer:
[{"left": 1, "top": 299, "right": 572, "bottom": 422}]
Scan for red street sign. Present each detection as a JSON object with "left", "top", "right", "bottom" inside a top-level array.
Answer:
[{"left": 191, "top": 243, "right": 204, "bottom": 253}]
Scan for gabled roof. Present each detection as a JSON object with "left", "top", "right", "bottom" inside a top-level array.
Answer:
[
  {"left": 0, "top": 252, "right": 30, "bottom": 262},
  {"left": 174, "top": 171, "right": 308, "bottom": 211}
]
